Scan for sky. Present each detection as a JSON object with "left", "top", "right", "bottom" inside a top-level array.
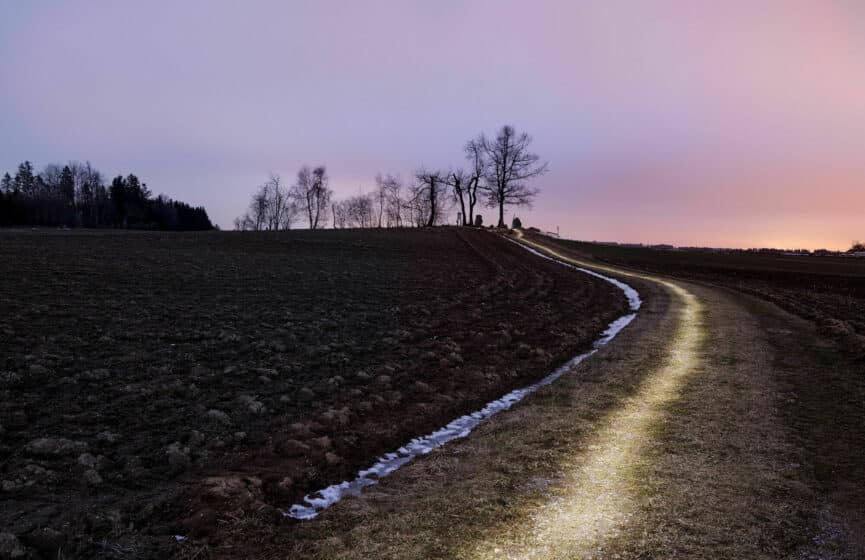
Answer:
[{"left": 1, "top": 1, "right": 863, "bottom": 249}]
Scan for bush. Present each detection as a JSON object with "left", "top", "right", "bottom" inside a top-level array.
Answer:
[
  {"left": 511, "top": 216, "right": 522, "bottom": 229},
  {"left": 474, "top": 214, "right": 483, "bottom": 227}
]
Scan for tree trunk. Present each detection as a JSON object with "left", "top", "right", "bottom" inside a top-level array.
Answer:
[
  {"left": 467, "top": 178, "right": 477, "bottom": 227},
  {"left": 378, "top": 197, "right": 383, "bottom": 228},
  {"left": 427, "top": 178, "right": 437, "bottom": 227}
]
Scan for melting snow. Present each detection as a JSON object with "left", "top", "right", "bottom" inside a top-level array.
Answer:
[{"left": 285, "top": 238, "right": 641, "bottom": 520}]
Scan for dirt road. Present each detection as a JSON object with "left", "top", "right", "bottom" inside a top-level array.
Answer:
[{"left": 271, "top": 232, "right": 860, "bottom": 559}]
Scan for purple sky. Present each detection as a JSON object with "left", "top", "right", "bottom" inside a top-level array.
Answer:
[{"left": 2, "top": 1, "right": 864, "bottom": 249}]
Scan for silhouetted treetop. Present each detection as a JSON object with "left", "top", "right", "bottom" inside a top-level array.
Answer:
[{"left": 479, "top": 125, "right": 547, "bottom": 228}]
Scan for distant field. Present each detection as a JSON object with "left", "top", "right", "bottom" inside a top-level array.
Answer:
[
  {"left": 0, "top": 227, "right": 626, "bottom": 556},
  {"left": 546, "top": 238, "right": 865, "bottom": 276},
  {"left": 526, "top": 232, "right": 865, "bottom": 351}
]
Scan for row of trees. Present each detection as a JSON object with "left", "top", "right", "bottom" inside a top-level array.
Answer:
[
  {"left": 233, "top": 166, "right": 332, "bottom": 231},
  {"left": 235, "top": 125, "right": 546, "bottom": 231},
  {"left": 0, "top": 161, "right": 213, "bottom": 230}
]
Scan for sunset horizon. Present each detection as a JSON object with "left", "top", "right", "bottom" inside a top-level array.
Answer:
[{"left": 2, "top": 1, "right": 863, "bottom": 250}]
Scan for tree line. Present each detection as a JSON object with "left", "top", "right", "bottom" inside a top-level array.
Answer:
[
  {"left": 0, "top": 160, "right": 213, "bottom": 230},
  {"left": 234, "top": 124, "right": 546, "bottom": 230}
]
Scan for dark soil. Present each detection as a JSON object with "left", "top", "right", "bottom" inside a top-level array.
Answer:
[{"left": 0, "top": 227, "right": 626, "bottom": 558}]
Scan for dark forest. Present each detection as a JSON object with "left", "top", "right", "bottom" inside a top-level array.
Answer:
[{"left": 0, "top": 160, "right": 213, "bottom": 230}]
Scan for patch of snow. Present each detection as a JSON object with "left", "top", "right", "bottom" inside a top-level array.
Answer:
[
  {"left": 512, "top": 241, "right": 641, "bottom": 313},
  {"left": 285, "top": 238, "right": 641, "bottom": 520}
]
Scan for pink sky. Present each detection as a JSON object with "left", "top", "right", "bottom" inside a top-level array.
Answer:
[{"left": 1, "top": 1, "right": 863, "bottom": 249}]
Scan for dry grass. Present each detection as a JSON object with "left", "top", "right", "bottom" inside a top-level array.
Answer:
[
  {"left": 593, "top": 281, "right": 813, "bottom": 558},
  {"left": 458, "top": 283, "right": 704, "bottom": 559},
  {"left": 259, "top": 249, "right": 684, "bottom": 558},
  {"left": 252, "top": 233, "right": 854, "bottom": 559}
]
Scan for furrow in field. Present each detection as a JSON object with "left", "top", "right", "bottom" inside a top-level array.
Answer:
[{"left": 284, "top": 235, "right": 642, "bottom": 520}]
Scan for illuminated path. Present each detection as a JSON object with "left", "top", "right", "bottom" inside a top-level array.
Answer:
[
  {"left": 463, "top": 232, "right": 704, "bottom": 558},
  {"left": 281, "top": 231, "right": 808, "bottom": 559}
]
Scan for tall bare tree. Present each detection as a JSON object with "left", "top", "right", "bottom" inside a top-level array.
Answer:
[
  {"left": 414, "top": 168, "right": 445, "bottom": 227},
  {"left": 291, "top": 165, "right": 332, "bottom": 229},
  {"left": 250, "top": 187, "right": 269, "bottom": 230},
  {"left": 373, "top": 174, "right": 386, "bottom": 228},
  {"left": 263, "top": 173, "right": 291, "bottom": 230},
  {"left": 443, "top": 169, "right": 471, "bottom": 226},
  {"left": 375, "top": 173, "right": 404, "bottom": 227},
  {"left": 480, "top": 125, "right": 547, "bottom": 227},
  {"left": 464, "top": 137, "right": 486, "bottom": 226}
]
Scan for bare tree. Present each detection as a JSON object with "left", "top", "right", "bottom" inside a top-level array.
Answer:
[
  {"left": 279, "top": 202, "right": 299, "bottom": 229},
  {"left": 234, "top": 174, "right": 298, "bottom": 231},
  {"left": 373, "top": 174, "right": 387, "bottom": 228},
  {"left": 333, "top": 200, "right": 349, "bottom": 228},
  {"left": 480, "top": 125, "right": 547, "bottom": 228},
  {"left": 250, "top": 186, "right": 269, "bottom": 230},
  {"left": 40, "top": 164, "right": 63, "bottom": 194},
  {"left": 405, "top": 185, "right": 429, "bottom": 227},
  {"left": 350, "top": 194, "right": 375, "bottom": 228},
  {"left": 414, "top": 168, "right": 446, "bottom": 227},
  {"left": 291, "top": 165, "right": 332, "bottom": 229},
  {"left": 374, "top": 173, "right": 404, "bottom": 227},
  {"left": 443, "top": 169, "right": 471, "bottom": 226},
  {"left": 464, "top": 137, "right": 485, "bottom": 226},
  {"left": 73, "top": 162, "right": 106, "bottom": 227},
  {"left": 331, "top": 194, "right": 375, "bottom": 228},
  {"left": 263, "top": 173, "right": 291, "bottom": 230}
]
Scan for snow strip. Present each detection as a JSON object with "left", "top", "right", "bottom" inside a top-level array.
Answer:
[{"left": 285, "top": 239, "right": 641, "bottom": 520}]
